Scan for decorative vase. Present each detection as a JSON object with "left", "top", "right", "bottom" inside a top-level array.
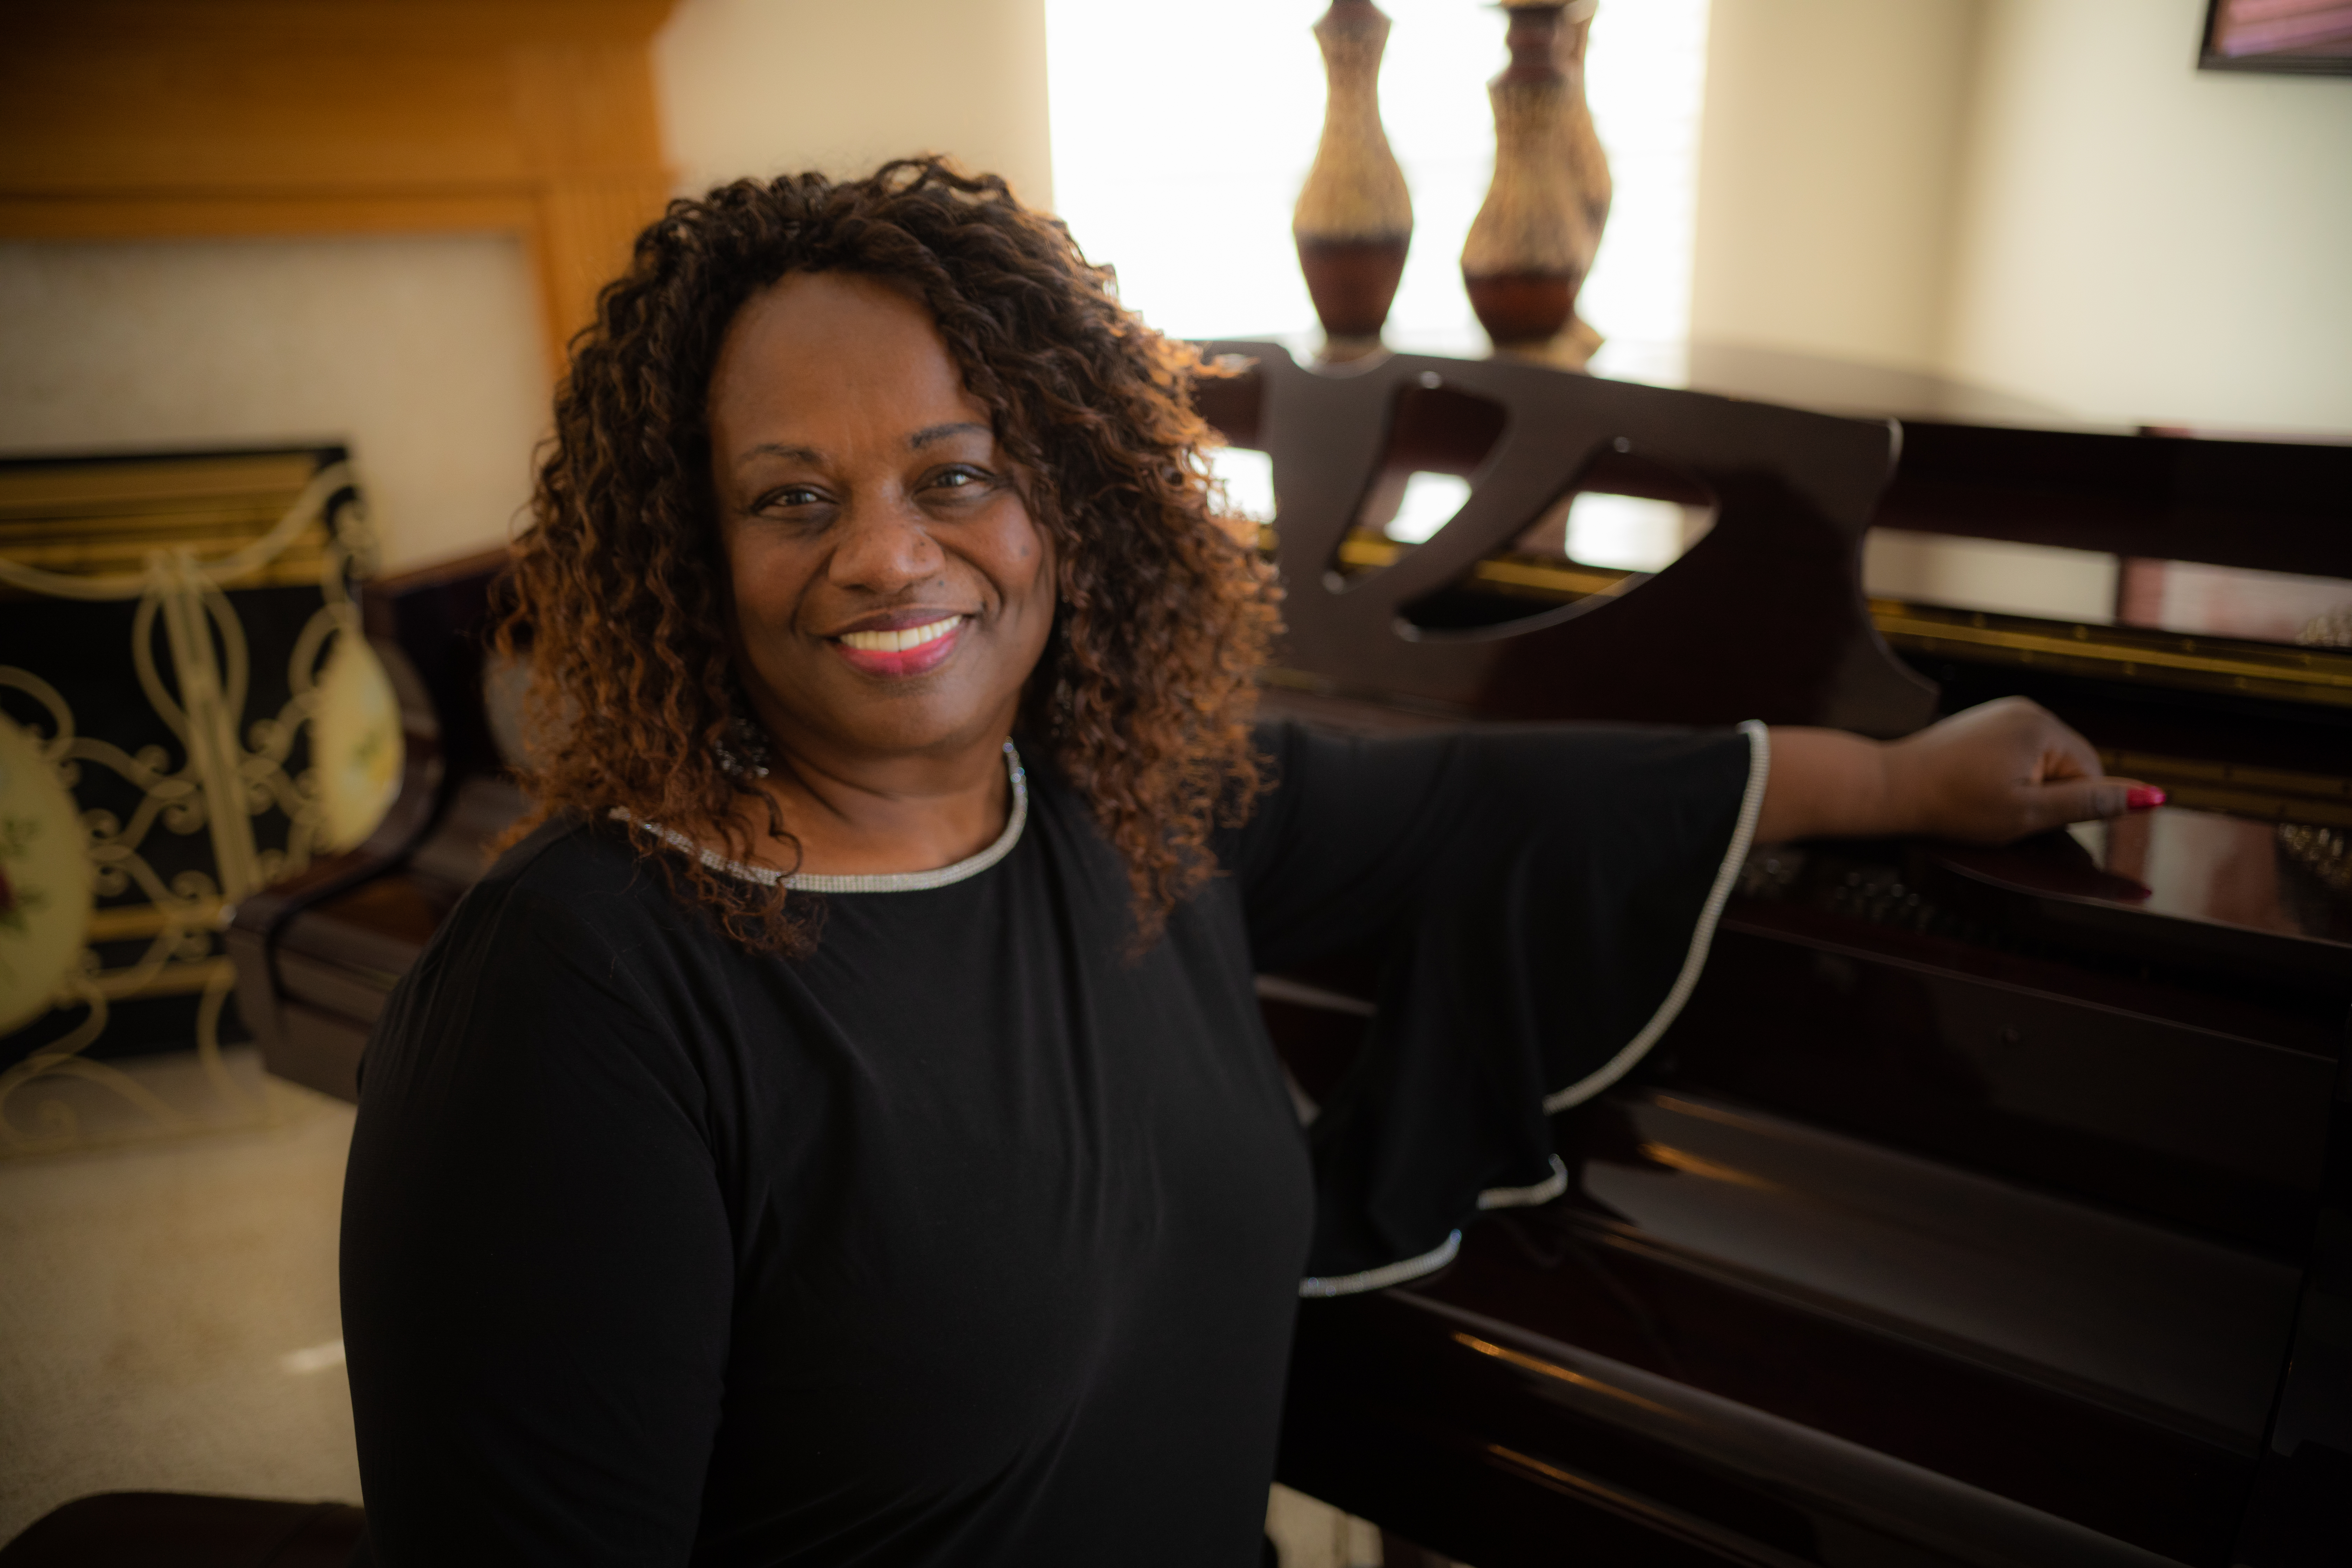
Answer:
[
  {"left": 1461, "top": 0, "right": 1611, "bottom": 363},
  {"left": 1293, "top": 0, "right": 1414, "bottom": 361}
]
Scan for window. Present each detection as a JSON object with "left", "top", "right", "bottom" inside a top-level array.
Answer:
[{"left": 1044, "top": 0, "right": 1713, "bottom": 368}]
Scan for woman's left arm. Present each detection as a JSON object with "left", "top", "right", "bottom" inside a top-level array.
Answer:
[{"left": 1756, "top": 695, "right": 2161, "bottom": 845}]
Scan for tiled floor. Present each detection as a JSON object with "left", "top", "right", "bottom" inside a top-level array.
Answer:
[
  {"left": 0, "top": 1048, "right": 359, "bottom": 1542},
  {"left": 1269, "top": 1485, "right": 1390, "bottom": 1567}
]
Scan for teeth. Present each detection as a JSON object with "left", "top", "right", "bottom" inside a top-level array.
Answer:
[{"left": 841, "top": 616, "right": 962, "bottom": 653}]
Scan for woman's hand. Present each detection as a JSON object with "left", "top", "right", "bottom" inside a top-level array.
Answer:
[{"left": 1756, "top": 697, "right": 2162, "bottom": 846}]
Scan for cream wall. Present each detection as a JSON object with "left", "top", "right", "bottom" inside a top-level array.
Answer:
[
  {"left": 654, "top": 0, "right": 1052, "bottom": 206},
  {"left": 1690, "top": 0, "right": 1983, "bottom": 375},
  {"left": 1691, "top": 0, "right": 2352, "bottom": 434},
  {"left": 1944, "top": 0, "right": 2352, "bottom": 432},
  {"left": 0, "top": 236, "right": 548, "bottom": 575}
]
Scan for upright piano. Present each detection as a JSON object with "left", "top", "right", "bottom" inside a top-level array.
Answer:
[{"left": 228, "top": 343, "right": 2352, "bottom": 1567}]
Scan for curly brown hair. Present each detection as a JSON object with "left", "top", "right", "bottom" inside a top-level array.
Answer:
[{"left": 497, "top": 159, "right": 1279, "bottom": 952}]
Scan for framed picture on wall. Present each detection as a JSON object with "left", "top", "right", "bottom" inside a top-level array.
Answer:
[{"left": 2200, "top": 0, "right": 2352, "bottom": 73}]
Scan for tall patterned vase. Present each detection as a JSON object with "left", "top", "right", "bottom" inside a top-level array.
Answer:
[
  {"left": 1293, "top": 0, "right": 1414, "bottom": 362},
  {"left": 1461, "top": 0, "right": 1611, "bottom": 364}
]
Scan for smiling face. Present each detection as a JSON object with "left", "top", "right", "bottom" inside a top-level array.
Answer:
[{"left": 707, "top": 272, "right": 1056, "bottom": 776}]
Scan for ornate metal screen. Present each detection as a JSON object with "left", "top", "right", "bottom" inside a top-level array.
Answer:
[{"left": 0, "top": 447, "right": 401, "bottom": 1155}]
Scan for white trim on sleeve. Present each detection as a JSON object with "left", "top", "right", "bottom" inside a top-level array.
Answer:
[
  {"left": 1476, "top": 1154, "right": 1569, "bottom": 1211},
  {"left": 1540, "top": 719, "right": 1770, "bottom": 1113},
  {"left": 1295, "top": 724, "right": 1772, "bottom": 1298},
  {"left": 1301, "top": 1157, "right": 1568, "bottom": 1298},
  {"left": 1300, "top": 1230, "right": 1462, "bottom": 1298}
]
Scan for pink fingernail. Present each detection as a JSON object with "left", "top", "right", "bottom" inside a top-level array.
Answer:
[{"left": 2124, "top": 786, "right": 2166, "bottom": 810}]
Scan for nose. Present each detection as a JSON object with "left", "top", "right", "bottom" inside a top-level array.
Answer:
[{"left": 827, "top": 489, "right": 945, "bottom": 596}]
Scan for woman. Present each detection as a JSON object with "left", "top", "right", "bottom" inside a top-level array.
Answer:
[{"left": 341, "top": 161, "right": 2151, "bottom": 1566}]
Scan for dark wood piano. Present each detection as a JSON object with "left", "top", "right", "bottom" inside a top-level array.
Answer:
[{"left": 228, "top": 343, "right": 2352, "bottom": 1567}]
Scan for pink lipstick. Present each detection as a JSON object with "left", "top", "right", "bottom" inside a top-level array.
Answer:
[{"left": 831, "top": 613, "right": 965, "bottom": 678}]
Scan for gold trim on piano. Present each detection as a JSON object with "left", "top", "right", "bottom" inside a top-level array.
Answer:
[
  {"left": 1332, "top": 532, "right": 1637, "bottom": 600},
  {"left": 2095, "top": 751, "right": 2352, "bottom": 828},
  {"left": 1869, "top": 601, "right": 2352, "bottom": 710},
  {"left": 1286, "top": 530, "right": 2352, "bottom": 711}
]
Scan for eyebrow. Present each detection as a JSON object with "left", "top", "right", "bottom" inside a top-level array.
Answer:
[
  {"left": 733, "top": 422, "right": 990, "bottom": 469},
  {"left": 737, "top": 442, "right": 822, "bottom": 468},
  {"left": 908, "top": 421, "right": 991, "bottom": 450}
]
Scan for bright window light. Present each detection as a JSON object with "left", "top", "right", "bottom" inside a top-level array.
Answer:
[
  {"left": 1388, "top": 472, "right": 1474, "bottom": 542},
  {"left": 1564, "top": 492, "right": 1688, "bottom": 572},
  {"left": 1044, "top": 0, "right": 1712, "bottom": 366},
  {"left": 1210, "top": 446, "right": 1278, "bottom": 523}
]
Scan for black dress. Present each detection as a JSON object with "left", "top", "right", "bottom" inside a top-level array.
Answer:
[{"left": 340, "top": 719, "right": 1763, "bottom": 1567}]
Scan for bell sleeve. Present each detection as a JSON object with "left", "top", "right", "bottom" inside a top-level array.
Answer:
[{"left": 1234, "top": 718, "right": 1768, "bottom": 1293}]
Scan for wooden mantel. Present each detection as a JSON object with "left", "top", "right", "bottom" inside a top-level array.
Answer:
[{"left": 0, "top": 0, "right": 679, "bottom": 377}]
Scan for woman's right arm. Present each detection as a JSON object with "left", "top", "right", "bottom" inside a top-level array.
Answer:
[{"left": 341, "top": 884, "right": 731, "bottom": 1566}]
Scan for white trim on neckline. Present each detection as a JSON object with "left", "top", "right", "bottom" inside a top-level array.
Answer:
[{"left": 615, "top": 741, "right": 1028, "bottom": 894}]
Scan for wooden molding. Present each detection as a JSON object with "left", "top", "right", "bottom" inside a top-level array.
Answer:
[{"left": 0, "top": 0, "right": 680, "bottom": 378}]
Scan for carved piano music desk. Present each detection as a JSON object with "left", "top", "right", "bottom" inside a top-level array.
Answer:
[{"left": 229, "top": 344, "right": 2352, "bottom": 1567}]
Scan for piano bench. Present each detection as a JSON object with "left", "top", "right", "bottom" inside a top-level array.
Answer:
[{"left": 0, "top": 1493, "right": 363, "bottom": 1568}]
